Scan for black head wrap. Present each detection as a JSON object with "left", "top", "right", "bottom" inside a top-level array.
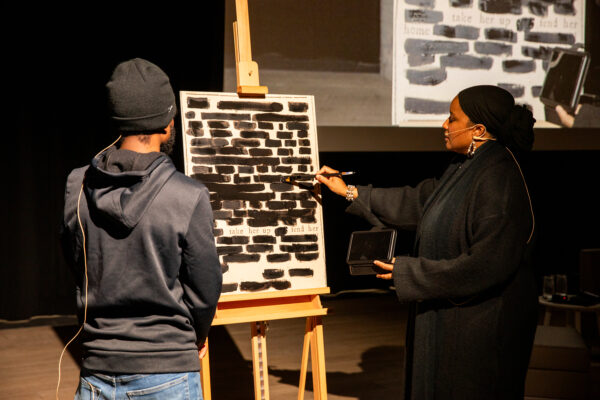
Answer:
[{"left": 457, "top": 85, "right": 535, "bottom": 152}]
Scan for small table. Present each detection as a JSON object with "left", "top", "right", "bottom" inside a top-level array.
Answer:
[{"left": 538, "top": 296, "right": 600, "bottom": 334}]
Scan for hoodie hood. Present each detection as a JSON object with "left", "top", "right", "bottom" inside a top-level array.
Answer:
[{"left": 84, "top": 146, "right": 176, "bottom": 231}]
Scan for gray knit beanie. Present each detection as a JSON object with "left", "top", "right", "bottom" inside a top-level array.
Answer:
[{"left": 106, "top": 58, "right": 177, "bottom": 133}]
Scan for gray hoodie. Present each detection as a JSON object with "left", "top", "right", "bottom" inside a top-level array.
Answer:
[{"left": 61, "top": 146, "right": 222, "bottom": 373}]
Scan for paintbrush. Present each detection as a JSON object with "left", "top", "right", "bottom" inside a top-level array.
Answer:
[{"left": 281, "top": 171, "right": 355, "bottom": 183}]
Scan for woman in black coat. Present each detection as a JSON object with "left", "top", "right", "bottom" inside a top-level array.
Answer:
[{"left": 317, "top": 85, "right": 538, "bottom": 399}]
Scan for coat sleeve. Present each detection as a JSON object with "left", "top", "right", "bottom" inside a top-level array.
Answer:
[
  {"left": 345, "top": 178, "right": 438, "bottom": 230},
  {"left": 180, "top": 186, "right": 223, "bottom": 345},
  {"left": 391, "top": 169, "right": 532, "bottom": 302}
]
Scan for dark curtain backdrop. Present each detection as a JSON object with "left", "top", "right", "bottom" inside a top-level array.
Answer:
[
  {"left": 2, "top": 3, "right": 600, "bottom": 321},
  {"left": 1, "top": 4, "right": 225, "bottom": 320}
]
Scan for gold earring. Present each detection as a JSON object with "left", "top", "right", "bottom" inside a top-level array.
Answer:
[{"left": 467, "top": 140, "right": 476, "bottom": 158}]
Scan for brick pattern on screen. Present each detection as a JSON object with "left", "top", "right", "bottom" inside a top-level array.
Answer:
[
  {"left": 180, "top": 92, "right": 326, "bottom": 295},
  {"left": 393, "top": 0, "right": 585, "bottom": 123}
]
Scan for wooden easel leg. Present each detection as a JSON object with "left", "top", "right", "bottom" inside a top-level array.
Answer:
[
  {"left": 310, "top": 316, "right": 328, "bottom": 400},
  {"left": 298, "top": 318, "right": 314, "bottom": 400},
  {"left": 200, "top": 339, "right": 211, "bottom": 400},
  {"left": 251, "top": 321, "right": 270, "bottom": 400}
]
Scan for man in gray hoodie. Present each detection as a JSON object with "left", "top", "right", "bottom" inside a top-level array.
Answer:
[{"left": 61, "top": 58, "right": 222, "bottom": 399}]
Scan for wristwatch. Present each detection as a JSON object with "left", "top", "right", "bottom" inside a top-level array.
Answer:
[{"left": 346, "top": 185, "right": 356, "bottom": 201}]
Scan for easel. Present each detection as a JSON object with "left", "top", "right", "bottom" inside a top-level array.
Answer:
[
  {"left": 200, "top": 2, "right": 329, "bottom": 399},
  {"left": 233, "top": 0, "right": 268, "bottom": 97},
  {"left": 200, "top": 288, "right": 330, "bottom": 400}
]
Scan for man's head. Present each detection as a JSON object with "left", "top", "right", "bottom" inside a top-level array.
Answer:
[{"left": 106, "top": 58, "right": 177, "bottom": 136}]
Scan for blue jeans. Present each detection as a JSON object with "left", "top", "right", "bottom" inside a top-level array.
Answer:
[{"left": 74, "top": 369, "right": 202, "bottom": 400}]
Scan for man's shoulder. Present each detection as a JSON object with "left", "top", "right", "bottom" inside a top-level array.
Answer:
[
  {"left": 164, "top": 170, "right": 210, "bottom": 205},
  {"left": 169, "top": 170, "right": 207, "bottom": 190}
]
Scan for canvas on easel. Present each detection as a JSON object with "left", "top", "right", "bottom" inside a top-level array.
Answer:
[{"left": 179, "top": 92, "right": 327, "bottom": 296}]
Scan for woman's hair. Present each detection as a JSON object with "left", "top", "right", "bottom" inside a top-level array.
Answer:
[{"left": 457, "top": 85, "right": 535, "bottom": 152}]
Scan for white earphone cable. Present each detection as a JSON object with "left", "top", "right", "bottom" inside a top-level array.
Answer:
[{"left": 56, "top": 136, "right": 120, "bottom": 400}]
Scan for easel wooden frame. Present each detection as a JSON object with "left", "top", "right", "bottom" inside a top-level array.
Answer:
[
  {"left": 199, "top": 3, "right": 329, "bottom": 398},
  {"left": 200, "top": 288, "right": 330, "bottom": 400}
]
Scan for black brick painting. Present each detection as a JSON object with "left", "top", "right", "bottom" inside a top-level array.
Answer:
[
  {"left": 393, "top": 0, "right": 584, "bottom": 123},
  {"left": 181, "top": 92, "right": 326, "bottom": 295}
]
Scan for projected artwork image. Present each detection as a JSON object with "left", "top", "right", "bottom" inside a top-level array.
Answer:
[
  {"left": 180, "top": 92, "right": 327, "bottom": 295},
  {"left": 393, "top": 0, "right": 586, "bottom": 125}
]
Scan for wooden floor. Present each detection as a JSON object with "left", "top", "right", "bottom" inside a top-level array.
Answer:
[
  {"left": 0, "top": 290, "right": 407, "bottom": 400},
  {"left": 2, "top": 290, "right": 599, "bottom": 399}
]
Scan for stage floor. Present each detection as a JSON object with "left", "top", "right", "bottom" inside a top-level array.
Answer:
[
  {"left": 2, "top": 289, "right": 599, "bottom": 399},
  {"left": 0, "top": 289, "right": 407, "bottom": 400}
]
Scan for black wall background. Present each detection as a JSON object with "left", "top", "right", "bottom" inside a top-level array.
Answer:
[{"left": 1, "top": 3, "right": 599, "bottom": 320}]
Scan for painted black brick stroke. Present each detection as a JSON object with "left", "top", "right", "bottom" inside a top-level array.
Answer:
[
  {"left": 249, "top": 148, "right": 273, "bottom": 157},
  {"left": 280, "top": 244, "right": 319, "bottom": 253},
  {"left": 254, "top": 174, "right": 284, "bottom": 183},
  {"left": 266, "top": 200, "right": 297, "bottom": 210},
  {"left": 527, "top": 1, "right": 548, "bottom": 17},
  {"left": 441, "top": 55, "right": 493, "bottom": 70},
  {"left": 478, "top": 0, "right": 522, "bottom": 15},
  {"left": 208, "top": 121, "right": 229, "bottom": 128},
  {"left": 241, "top": 130, "right": 269, "bottom": 139},
  {"left": 209, "top": 191, "right": 276, "bottom": 202},
  {"left": 502, "top": 60, "right": 536, "bottom": 73},
  {"left": 524, "top": 32, "right": 575, "bottom": 45},
  {"left": 217, "top": 245, "right": 243, "bottom": 255},
  {"left": 406, "top": 68, "right": 447, "bottom": 85},
  {"left": 267, "top": 253, "right": 291, "bottom": 262},
  {"left": 247, "top": 209, "right": 315, "bottom": 221},
  {"left": 203, "top": 182, "right": 266, "bottom": 193},
  {"left": 221, "top": 283, "right": 239, "bottom": 293},
  {"left": 295, "top": 253, "right": 319, "bottom": 262},
  {"left": 521, "top": 46, "right": 552, "bottom": 60},
  {"left": 217, "top": 101, "right": 283, "bottom": 112},
  {"left": 281, "top": 192, "right": 313, "bottom": 201},
  {"left": 263, "top": 269, "right": 284, "bottom": 279},
  {"left": 235, "top": 121, "right": 256, "bottom": 130},
  {"left": 217, "top": 236, "right": 250, "bottom": 244},
  {"left": 554, "top": 0, "right": 575, "bottom": 15},
  {"left": 405, "top": 98, "right": 451, "bottom": 114},
  {"left": 202, "top": 112, "right": 251, "bottom": 121},
  {"left": 253, "top": 235, "right": 277, "bottom": 244},
  {"left": 254, "top": 113, "right": 309, "bottom": 122},
  {"left": 191, "top": 173, "right": 230, "bottom": 183},
  {"left": 404, "top": 39, "right": 469, "bottom": 55},
  {"left": 191, "top": 138, "right": 228, "bottom": 147},
  {"left": 288, "top": 122, "right": 309, "bottom": 130},
  {"left": 211, "top": 129, "right": 232, "bottom": 137},
  {"left": 450, "top": 0, "right": 472, "bottom": 7},
  {"left": 223, "top": 254, "right": 261, "bottom": 263},
  {"left": 474, "top": 42, "right": 512, "bottom": 56},
  {"left": 433, "top": 25, "right": 479, "bottom": 40},
  {"left": 281, "top": 157, "right": 312, "bottom": 165},
  {"left": 188, "top": 97, "right": 209, "bottom": 109},
  {"left": 406, "top": 0, "right": 435, "bottom": 7},
  {"left": 405, "top": 9, "right": 443, "bottom": 23},
  {"left": 289, "top": 267, "right": 315, "bottom": 275},
  {"left": 484, "top": 28, "right": 517, "bottom": 43},
  {"left": 232, "top": 175, "right": 250, "bottom": 184},
  {"left": 281, "top": 235, "right": 318, "bottom": 242},
  {"left": 247, "top": 244, "right": 274, "bottom": 252},
  {"left": 408, "top": 54, "right": 435, "bottom": 67},
  {"left": 192, "top": 165, "right": 212, "bottom": 174},
  {"left": 240, "top": 280, "right": 291, "bottom": 291},
  {"left": 192, "top": 156, "right": 281, "bottom": 166},
  {"left": 288, "top": 102, "right": 309, "bottom": 112}
]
